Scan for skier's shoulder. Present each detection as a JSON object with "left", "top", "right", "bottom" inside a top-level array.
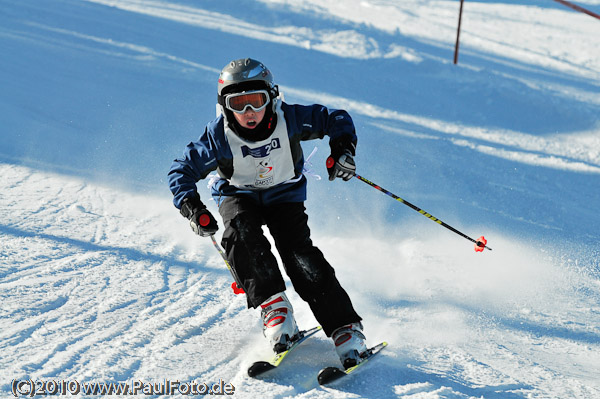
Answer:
[
  {"left": 279, "top": 101, "right": 324, "bottom": 128},
  {"left": 189, "top": 114, "right": 228, "bottom": 152},
  {"left": 204, "top": 114, "right": 226, "bottom": 139},
  {"left": 281, "top": 101, "right": 351, "bottom": 120},
  {"left": 280, "top": 101, "right": 321, "bottom": 115}
]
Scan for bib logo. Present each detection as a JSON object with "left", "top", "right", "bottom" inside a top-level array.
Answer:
[
  {"left": 254, "top": 159, "right": 274, "bottom": 186},
  {"left": 241, "top": 138, "right": 280, "bottom": 158}
]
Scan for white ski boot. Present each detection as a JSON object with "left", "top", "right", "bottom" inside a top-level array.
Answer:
[
  {"left": 260, "top": 292, "right": 299, "bottom": 353},
  {"left": 332, "top": 322, "right": 367, "bottom": 369}
]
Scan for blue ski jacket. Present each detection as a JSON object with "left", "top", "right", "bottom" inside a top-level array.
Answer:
[{"left": 168, "top": 101, "right": 357, "bottom": 209}]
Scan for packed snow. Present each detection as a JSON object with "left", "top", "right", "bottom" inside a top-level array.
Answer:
[{"left": 1, "top": 0, "right": 599, "bottom": 398}]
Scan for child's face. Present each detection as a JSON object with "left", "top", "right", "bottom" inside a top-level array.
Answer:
[{"left": 233, "top": 107, "right": 266, "bottom": 129}]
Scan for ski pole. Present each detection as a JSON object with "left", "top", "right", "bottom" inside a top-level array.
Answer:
[
  {"left": 354, "top": 173, "right": 491, "bottom": 251},
  {"left": 210, "top": 235, "right": 245, "bottom": 294},
  {"left": 326, "top": 157, "right": 490, "bottom": 251}
]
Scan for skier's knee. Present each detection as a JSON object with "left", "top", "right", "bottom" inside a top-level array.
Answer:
[{"left": 288, "top": 250, "right": 334, "bottom": 292}]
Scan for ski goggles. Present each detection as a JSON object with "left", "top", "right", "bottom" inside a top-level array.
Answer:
[{"left": 224, "top": 90, "right": 270, "bottom": 114}]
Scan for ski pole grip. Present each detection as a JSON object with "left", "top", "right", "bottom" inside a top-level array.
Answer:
[
  {"left": 199, "top": 213, "right": 211, "bottom": 227},
  {"left": 326, "top": 156, "right": 335, "bottom": 169}
]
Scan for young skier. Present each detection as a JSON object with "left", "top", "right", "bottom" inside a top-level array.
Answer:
[{"left": 168, "top": 58, "right": 366, "bottom": 368}]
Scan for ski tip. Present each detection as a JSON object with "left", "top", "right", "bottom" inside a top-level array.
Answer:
[
  {"left": 317, "top": 366, "right": 346, "bottom": 385},
  {"left": 248, "top": 361, "right": 276, "bottom": 378}
]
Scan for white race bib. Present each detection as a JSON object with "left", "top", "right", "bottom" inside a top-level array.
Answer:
[{"left": 224, "top": 102, "right": 296, "bottom": 189}]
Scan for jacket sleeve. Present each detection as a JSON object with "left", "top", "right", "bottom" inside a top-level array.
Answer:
[
  {"left": 167, "top": 121, "right": 221, "bottom": 209},
  {"left": 284, "top": 103, "right": 357, "bottom": 158}
]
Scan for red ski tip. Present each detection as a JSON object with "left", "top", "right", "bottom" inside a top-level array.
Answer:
[
  {"left": 231, "top": 282, "right": 245, "bottom": 295},
  {"left": 474, "top": 236, "right": 487, "bottom": 252}
]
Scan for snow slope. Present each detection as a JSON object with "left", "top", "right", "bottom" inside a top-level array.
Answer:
[{"left": 1, "top": 0, "right": 599, "bottom": 398}]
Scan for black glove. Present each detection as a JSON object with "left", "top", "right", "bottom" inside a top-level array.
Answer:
[
  {"left": 180, "top": 196, "right": 219, "bottom": 237},
  {"left": 327, "top": 149, "right": 356, "bottom": 181}
]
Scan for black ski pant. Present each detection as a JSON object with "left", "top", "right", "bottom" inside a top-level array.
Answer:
[{"left": 218, "top": 196, "right": 361, "bottom": 336}]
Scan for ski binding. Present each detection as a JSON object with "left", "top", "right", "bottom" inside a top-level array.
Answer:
[
  {"left": 317, "top": 341, "right": 388, "bottom": 385},
  {"left": 248, "top": 325, "right": 322, "bottom": 377}
]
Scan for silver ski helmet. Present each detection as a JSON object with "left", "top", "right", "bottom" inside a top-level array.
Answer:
[{"left": 217, "top": 58, "right": 279, "bottom": 107}]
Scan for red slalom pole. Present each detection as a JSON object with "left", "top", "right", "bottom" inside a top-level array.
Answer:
[
  {"left": 352, "top": 172, "right": 491, "bottom": 252},
  {"left": 553, "top": 0, "right": 600, "bottom": 20}
]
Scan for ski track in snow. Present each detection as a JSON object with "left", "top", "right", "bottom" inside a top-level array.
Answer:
[
  {"left": 0, "top": 164, "right": 253, "bottom": 388},
  {"left": 2, "top": 166, "right": 599, "bottom": 398},
  {"left": 2, "top": 0, "right": 600, "bottom": 398}
]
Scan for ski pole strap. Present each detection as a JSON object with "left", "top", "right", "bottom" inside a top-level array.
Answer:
[
  {"left": 210, "top": 235, "right": 245, "bottom": 294},
  {"left": 354, "top": 174, "right": 492, "bottom": 251}
]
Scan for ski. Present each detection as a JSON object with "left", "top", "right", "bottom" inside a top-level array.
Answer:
[
  {"left": 247, "top": 325, "right": 322, "bottom": 377},
  {"left": 317, "top": 341, "right": 388, "bottom": 385}
]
